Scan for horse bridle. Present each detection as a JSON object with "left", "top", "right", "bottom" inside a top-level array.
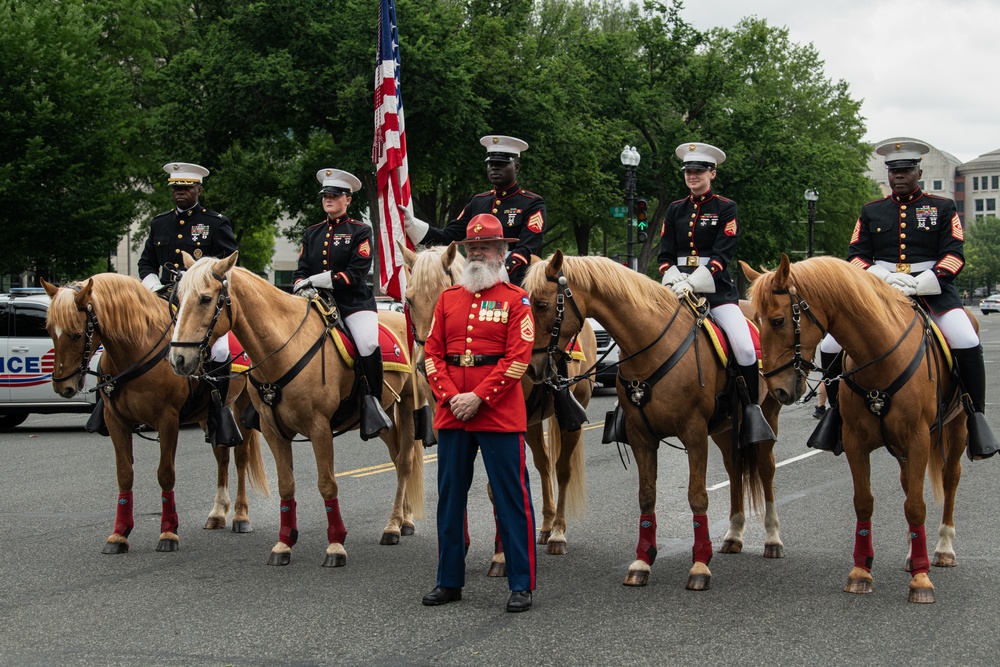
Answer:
[
  {"left": 534, "top": 272, "right": 585, "bottom": 365},
  {"left": 51, "top": 292, "right": 101, "bottom": 383},
  {"left": 761, "top": 286, "right": 827, "bottom": 379},
  {"left": 409, "top": 266, "right": 455, "bottom": 349},
  {"left": 170, "top": 271, "right": 233, "bottom": 366}
]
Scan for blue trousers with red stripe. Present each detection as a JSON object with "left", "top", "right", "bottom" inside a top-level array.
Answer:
[{"left": 436, "top": 429, "right": 536, "bottom": 591}]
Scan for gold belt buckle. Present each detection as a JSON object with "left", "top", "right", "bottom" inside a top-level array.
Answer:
[
  {"left": 460, "top": 352, "right": 474, "bottom": 367},
  {"left": 896, "top": 263, "right": 911, "bottom": 273},
  {"left": 685, "top": 255, "right": 700, "bottom": 267}
]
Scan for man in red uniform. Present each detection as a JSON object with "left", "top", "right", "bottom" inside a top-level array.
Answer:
[{"left": 421, "top": 214, "right": 537, "bottom": 613}]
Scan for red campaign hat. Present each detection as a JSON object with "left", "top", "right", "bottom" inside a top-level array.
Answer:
[{"left": 457, "top": 214, "right": 518, "bottom": 243}]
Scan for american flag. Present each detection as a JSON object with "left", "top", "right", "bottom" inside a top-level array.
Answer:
[{"left": 373, "top": 0, "right": 411, "bottom": 301}]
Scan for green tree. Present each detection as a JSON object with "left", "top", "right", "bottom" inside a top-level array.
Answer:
[{"left": 964, "top": 216, "right": 1000, "bottom": 295}]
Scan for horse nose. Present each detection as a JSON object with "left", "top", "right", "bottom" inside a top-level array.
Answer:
[
  {"left": 60, "top": 386, "right": 77, "bottom": 399},
  {"left": 772, "top": 387, "right": 793, "bottom": 405}
]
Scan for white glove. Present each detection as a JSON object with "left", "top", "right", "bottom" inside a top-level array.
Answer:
[
  {"left": 913, "top": 270, "right": 942, "bottom": 296},
  {"left": 661, "top": 266, "right": 683, "bottom": 286},
  {"left": 305, "top": 271, "right": 333, "bottom": 290},
  {"left": 866, "top": 264, "right": 891, "bottom": 281},
  {"left": 671, "top": 279, "right": 693, "bottom": 297},
  {"left": 292, "top": 277, "right": 312, "bottom": 293},
  {"left": 886, "top": 272, "right": 918, "bottom": 291},
  {"left": 141, "top": 274, "right": 165, "bottom": 292},
  {"left": 687, "top": 265, "right": 716, "bottom": 293},
  {"left": 398, "top": 206, "right": 430, "bottom": 243}
]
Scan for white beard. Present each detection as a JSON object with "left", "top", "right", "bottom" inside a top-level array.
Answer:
[{"left": 459, "top": 256, "right": 504, "bottom": 293}]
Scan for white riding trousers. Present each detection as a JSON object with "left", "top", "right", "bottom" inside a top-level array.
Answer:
[
  {"left": 344, "top": 310, "right": 380, "bottom": 356},
  {"left": 711, "top": 302, "right": 757, "bottom": 366},
  {"left": 820, "top": 307, "right": 980, "bottom": 355}
]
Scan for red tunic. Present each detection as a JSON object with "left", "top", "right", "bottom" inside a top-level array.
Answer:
[{"left": 425, "top": 281, "right": 534, "bottom": 432}]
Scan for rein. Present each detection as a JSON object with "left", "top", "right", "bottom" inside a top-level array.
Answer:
[
  {"left": 762, "top": 286, "right": 826, "bottom": 379},
  {"left": 169, "top": 271, "right": 233, "bottom": 367}
]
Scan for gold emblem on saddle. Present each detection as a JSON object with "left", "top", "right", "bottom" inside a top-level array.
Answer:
[
  {"left": 460, "top": 352, "right": 474, "bottom": 367},
  {"left": 685, "top": 255, "right": 700, "bottom": 267},
  {"left": 896, "top": 263, "right": 911, "bottom": 273}
]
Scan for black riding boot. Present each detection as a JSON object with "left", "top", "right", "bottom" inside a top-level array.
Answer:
[
  {"left": 204, "top": 359, "right": 243, "bottom": 448},
  {"left": 738, "top": 362, "right": 777, "bottom": 448},
  {"left": 358, "top": 351, "right": 392, "bottom": 441},
  {"left": 952, "top": 346, "right": 999, "bottom": 461},
  {"left": 807, "top": 351, "right": 843, "bottom": 455}
]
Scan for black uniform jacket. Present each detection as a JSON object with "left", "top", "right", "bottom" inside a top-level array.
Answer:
[
  {"left": 656, "top": 190, "right": 740, "bottom": 307},
  {"left": 422, "top": 182, "right": 545, "bottom": 286},
  {"left": 848, "top": 188, "right": 964, "bottom": 315},
  {"left": 138, "top": 206, "right": 238, "bottom": 284},
  {"left": 294, "top": 215, "right": 376, "bottom": 317}
]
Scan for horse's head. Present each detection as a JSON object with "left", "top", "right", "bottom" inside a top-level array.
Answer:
[
  {"left": 522, "top": 250, "right": 588, "bottom": 384},
  {"left": 44, "top": 278, "right": 101, "bottom": 398},
  {"left": 170, "top": 251, "right": 238, "bottom": 376},
  {"left": 743, "top": 254, "right": 823, "bottom": 405},
  {"left": 402, "top": 242, "right": 463, "bottom": 348}
]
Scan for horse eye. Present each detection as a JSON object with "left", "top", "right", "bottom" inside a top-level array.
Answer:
[
  {"left": 769, "top": 317, "right": 785, "bottom": 329},
  {"left": 535, "top": 301, "right": 549, "bottom": 309},
  {"left": 70, "top": 333, "right": 82, "bottom": 341},
  {"left": 199, "top": 295, "right": 213, "bottom": 305}
]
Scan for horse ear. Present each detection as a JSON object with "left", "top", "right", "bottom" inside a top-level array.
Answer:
[
  {"left": 74, "top": 278, "right": 93, "bottom": 310},
  {"left": 739, "top": 260, "right": 761, "bottom": 283},
  {"left": 546, "top": 249, "right": 564, "bottom": 278},
  {"left": 443, "top": 243, "right": 458, "bottom": 269},
  {"left": 217, "top": 251, "right": 239, "bottom": 275},
  {"left": 775, "top": 253, "right": 791, "bottom": 288},
  {"left": 399, "top": 241, "right": 417, "bottom": 269},
  {"left": 41, "top": 278, "right": 59, "bottom": 298},
  {"left": 182, "top": 251, "right": 196, "bottom": 269}
]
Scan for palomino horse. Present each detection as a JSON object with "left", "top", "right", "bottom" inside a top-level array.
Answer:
[
  {"left": 43, "top": 274, "right": 269, "bottom": 554},
  {"left": 744, "top": 254, "right": 968, "bottom": 603},
  {"left": 402, "top": 244, "right": 596, "bottom": 569},
  {"left": 170, "top": 252, "right": 424, "bottom": 567},
  {"left": 523, "top": 251, "right": 783, "bottom": 590}
]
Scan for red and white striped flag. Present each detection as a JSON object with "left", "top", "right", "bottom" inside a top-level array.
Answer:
[{"left": 373, "top": 0, "right": 411, "bottom": 301}]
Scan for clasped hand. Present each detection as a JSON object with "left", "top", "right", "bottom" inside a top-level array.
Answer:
[{"left": 448, "top": 392, "right": 483, "bottom": 421}]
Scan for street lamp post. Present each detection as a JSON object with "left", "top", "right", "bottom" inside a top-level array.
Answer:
[
  {"left": 804, "top": 189, "right": 819, "bottom": 258},
  {"left": 620, "top": 145, "right": 641, "bottom": 271}
]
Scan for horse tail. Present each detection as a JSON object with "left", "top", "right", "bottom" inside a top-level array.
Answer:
[
  {"left": 547, "top": 416, "right": 588, "bottom": 519},
  {"left": 737, "top": 444, "right": 766, "bottom": 515},
  {"left": 406, "top": 430, "right": 426, "bottom": 521},
  {"left": 244, "top": 428, "right": 271, "bottom": 497}
]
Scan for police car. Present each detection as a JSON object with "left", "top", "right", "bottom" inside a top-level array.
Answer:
[
  {"left": 588, "top": 318, "right": 619, "bottom": 389},
  {"left": 0, "top": 288, "right": 101, "bottom": 429}
]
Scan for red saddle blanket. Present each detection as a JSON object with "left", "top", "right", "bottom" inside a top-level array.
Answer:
[
  {"left": 330, "top": 324, "right": 412, "bottom": 373},
  {"left": 228, "top": 332, "right": 250, "bottom": 372},
  {"left": 703, "top": 318, "right": 762, "bottom": 368}
]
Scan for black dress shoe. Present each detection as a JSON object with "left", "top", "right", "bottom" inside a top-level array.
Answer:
[
  {"left": 506, "top": 590, "right": 532, "bottom": 613},
  {"left": 422, "top": 586, "right": 462, "bottom": 606}
]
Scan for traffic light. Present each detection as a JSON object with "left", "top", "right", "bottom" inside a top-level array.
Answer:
[{"left": 635, "top": 198, "right": 648, "bottom": 243}]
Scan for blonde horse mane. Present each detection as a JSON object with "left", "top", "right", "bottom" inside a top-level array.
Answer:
[
  {"left": 49, "top": 273, "right": 168, "bottom": 348},
  {"left": 749, "top": 256, "right": 911, "bottom": 330},
  {"left": 177, "top": 257, "right": 274, "bottom": 302},
  {"left": 523, "top": 254, "right": 678, "bottom": 312},
  {"left": 406, "top": 246, "right": 465, "bottom": 300}
]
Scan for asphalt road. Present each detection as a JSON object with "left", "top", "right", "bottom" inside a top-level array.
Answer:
[{"left": 1, "top": 316, "right": 999, "bottom": 666}]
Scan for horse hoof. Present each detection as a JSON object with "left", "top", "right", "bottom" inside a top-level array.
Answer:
[
  {"left": 487, "top": 562, "right": 506, "bottom": 578},
  {"left": 204, "top": 516, "right": 226, "bottom": 530},
  {"left": 267, "top": 551, "right": 291, "bottom": 566},
  {"left": 546, "top": 540, "right": 566, "bottom": 556},
  {"left": 686, "top": 573, "right": 711, "bottom": 591},
  {"left": 623, "top": 570, "right": 649, "bottom": 587},
  {"left": 101, "top": 540, "right": 129, "bottom": 555},
  {"left": 323, "top": 553, "right": 347, "bottom": 568},
  {"left": 719, "top": 539, "right": 743, "bottom": 554},
  {"left": 537, "top": 530, "right": 551, "bottom": 545},
  {"left": 401, "top": 525, "right": 415, "bottom": 537},
  {"left": 908, "top": 586, "right": 935, "bottom": 604},
  {"left": 844, "top": 578, "right": 873, "bottom": 594},
  {"left": 380, "top": 532, "right": 400, "bottom": 546},
  {"left": 763, "top": 544, "right": 785, "bottom": 559},
  {"left": 156, "top": 539, "right": 179, "bottom": 552},
  {"left": 932, "top": 552, "right": 956, "bottom": 567},
  {"left": 231, "top": 521, "right": 253, "bottom": 534}
]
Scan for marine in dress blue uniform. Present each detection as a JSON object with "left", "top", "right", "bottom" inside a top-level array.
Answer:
[
  {"left": 292, "top": 168, "right": 391, "bottom": 441},
  {"left": 657, "top": 142, "right": 775, "bottom": 448},
  {"left": 401, "top": 136, "right": 544, "bottom": 286},
  {"left": 420, "top": 214, "right": 537, "bottom": 613},
  {"left": 813, "top": 140, "right": 997, "bottom": 459}
]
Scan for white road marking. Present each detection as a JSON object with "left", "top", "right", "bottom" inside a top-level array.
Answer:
[{"left": 706, "top": 449, "right": 823, "bottom": 491}]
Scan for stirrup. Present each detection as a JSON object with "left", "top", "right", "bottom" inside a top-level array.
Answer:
[
  {"left": 807, "top": 403, "right": 843, "bottom": 455},
  {"left": 601, "top": 402, "right": 628, "bottom": 444},
  {"left": 413, "top": 404, "right": 437, "bottom": 448},
  {"left": 86, "top": 398, "right": 110, "bottom": 437},
  {"left": 966, "top": 412, "right": 999, "bottom": 461},
  {"left": 739, "top": 403, "right": 776, "bottom": 448},
  {"left": 207, "top": 391, "right": 243, "bottom": 448},
  {"left": 553, "top": 385, "right": 588, "bottom": 432},
  {"left": 360, "top": 395, "right": 392, "bottom": 441}
]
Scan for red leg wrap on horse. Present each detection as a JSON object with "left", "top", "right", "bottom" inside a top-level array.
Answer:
[
  {"left": 853, "top": 521, "right": 874, "bottom": 571},
  {"left": 160, "top": 490, "right": 179, "bottom": 534},
  {"left": 324, "top": 498, "right": 347, "bottom": 544},
  {"left": 636, "top": 513, "right": 657, "bottom": 565},
  {"left": 279, "top": 498, "right": 298, "bottom": 547},
  {"left": 114, "top": 491, "right": 134, "bottom": 537},
  {"left": 909, "top": 524, "right": 930, "bottom": 575},
  {"left": 692, "top": 514, "right": 713, "bottom": 564}
]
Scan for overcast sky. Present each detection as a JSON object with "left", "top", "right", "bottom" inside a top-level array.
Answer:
[{"left": 678, "top": 0, "right": 1000, "bottom": 163}]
